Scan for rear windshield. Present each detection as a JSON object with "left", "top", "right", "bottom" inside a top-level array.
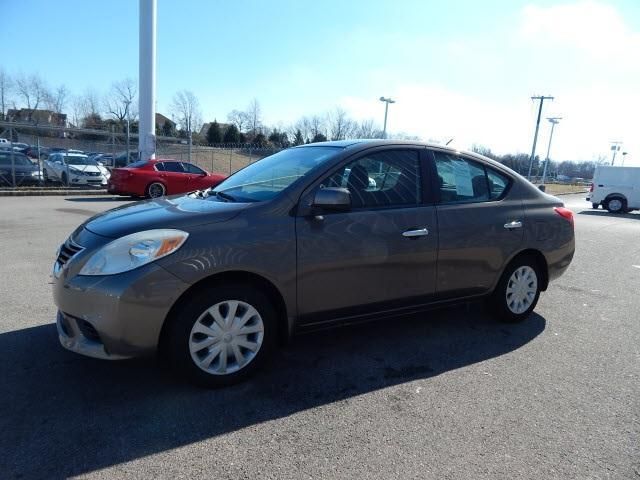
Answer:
[{"left": 127, "top": 159, "right": 149, "bottom": 168}]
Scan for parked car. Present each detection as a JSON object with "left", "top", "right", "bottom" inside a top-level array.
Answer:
[
  {"left": 52, "top": 140, "right": 575, "bottom": 387},
  {"left": 0, "top": 138, "right": 9, "bottom": 144},
  {"left": 587, "top": 165, "right": 640, "bottom": 212},
  {"left": 107, "top": 159, "right": 227, "bottom": 198},
  {"left": 90, "top": 153, "right": 114, "bottom": 167},
  {"left": 112, "top": 151, "right": 140, "bottom": 168},
  {"left": 44, "top": 152, "right": 110, "bottom": 187},
  {"left": 0, "top": 151, "right": 43, "bottom": 186}
]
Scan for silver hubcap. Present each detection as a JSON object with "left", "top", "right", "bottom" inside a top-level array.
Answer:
[
  {"left": 149, "top": 183, "right": 165, "bottom": 198},
  {"left": 505, "top": 266, "right": 538, "bottom": 314},
  {"left": 189, "top": 300, "right": 264, "bottom": 375},
  {"left": 609, "top": 199, "right": 622, "bottom": 211}
]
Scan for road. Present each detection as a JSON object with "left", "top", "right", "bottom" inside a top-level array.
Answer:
[{"left": 0, "top": 193, "right": 638, "bottom": 479}]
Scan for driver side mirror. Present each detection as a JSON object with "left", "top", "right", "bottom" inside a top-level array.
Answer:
[{"left": 313, "top": 187, "right": 351, "bottom": 212}]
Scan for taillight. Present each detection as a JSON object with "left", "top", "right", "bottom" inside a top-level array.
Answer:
[
  {"left": 589, "top": 183, "right": 594, "bottom": 192},
  {"left": 554, "top": 206, "right": 574, "bottom": 227}
]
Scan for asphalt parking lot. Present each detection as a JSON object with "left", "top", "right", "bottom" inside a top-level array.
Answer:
[{"left": 1, "top": 193, "right": 638, "bottom": 479}]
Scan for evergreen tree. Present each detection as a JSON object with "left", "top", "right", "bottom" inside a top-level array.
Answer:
[
  {"left": 293, "top": 129, "right": 304, "bottom": 146},
  {"left": 223, "top": 124, "right": 240, "bottom": 144},
  {"left": 207, "top": 120, "right": 222, "bottom": 144},
  {"left": 312, "top": 132, "right": 327, "bottom": 143}
]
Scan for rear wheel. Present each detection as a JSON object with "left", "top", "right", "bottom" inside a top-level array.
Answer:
[
  {"left": 61, "top": 172, "right": 68, "bottom": 186},
  {"left": 146, "top": 182, "right": 166, "bottom": 198},
  {"left": 165, "top": 284, "right": 277, "bottom": 388},
  {"left": 489, "top": 256, "right": 541, "bottom": 323},
  {"left": 605, "top": 196, "right": 625, "bottom": 213}
]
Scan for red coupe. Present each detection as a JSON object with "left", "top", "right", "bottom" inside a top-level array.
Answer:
[{"left": 107, "top": 159, "right": 227, "bottom": 198}]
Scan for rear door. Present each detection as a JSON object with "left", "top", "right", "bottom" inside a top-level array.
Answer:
[
  {"left": 157, "top": 161, "right": 189, "bottom": 193},
  {"left": 431, "top": 150, "right": 523, "bottom": 298},
  {"left": 296, "top": 147, "right": 438, "bottom": 324}
]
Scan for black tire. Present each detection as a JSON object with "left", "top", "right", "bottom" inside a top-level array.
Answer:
[
  {"left": 591, "top": 203, "right": 599, "bottom": 209},
  {"left": 61, "top": 172, "right": 68, "bottom": 186},
  {"left": 604, "top": 196, "right": 626, "bottom": 213},
  {"left": 489, "top": 255, "right": 541, "bottom": 323},
  {"left": 164, "top": 284, "right": 278, "bottom": 388},
  {"left": 43, "top": 169, "right": 49, "bottom": 183},
  {"left": 146, "top": 182, "right": 166, "bottom": 198}
]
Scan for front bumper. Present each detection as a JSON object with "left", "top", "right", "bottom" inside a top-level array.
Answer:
[{"left": 53, "top": 255, "right": 192, "bottom": 359}]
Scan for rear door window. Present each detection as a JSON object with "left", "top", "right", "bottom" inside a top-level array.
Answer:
[
  {"left": 161, "top": 162, "right": 185, "bottom": 173},
  {"left": 182, "top": 163, "right": 206, "bottom": 174},
  {"left": 486, "top": 168, "right": 510, "bottom": 200}
]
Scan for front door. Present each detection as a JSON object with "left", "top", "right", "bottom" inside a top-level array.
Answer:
[
  {"left": 296, "top": 148, "right": 438, "bottom": 324},
  {"left": 431, "top": 150, "right": 524, "bottom": 298}
]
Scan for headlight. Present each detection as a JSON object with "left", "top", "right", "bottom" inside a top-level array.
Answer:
[{"left": 79, "top": 229, "right": 188, "bottom": 276}]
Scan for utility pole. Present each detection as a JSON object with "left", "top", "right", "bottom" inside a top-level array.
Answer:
[
  {"left": 527, "top": 95, "right": 554, "bottom": 180},
  {"left": 379, "top": 97, "right": 395, "bottom": 139},
  {"left": 610, "top": 141, "right": 622, "bottom": 166},
  {"left": 139, "top": 0, "right": 157, "bottom": 162},
  {"left": 541, "top": 117, "right": 561, "bottom": 185}
]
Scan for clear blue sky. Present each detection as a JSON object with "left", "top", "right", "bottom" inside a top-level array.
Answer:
[{"left": 2, "top": 0, "right": 639, "bottom": 163}]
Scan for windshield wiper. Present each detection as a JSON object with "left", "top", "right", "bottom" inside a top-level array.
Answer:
[{"left": 212, "top": 190, "right": 237, "bottom": 202}]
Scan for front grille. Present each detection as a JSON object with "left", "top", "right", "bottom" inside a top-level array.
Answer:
[
  {"left": 56, "top": 237, "right": 84, "bottom": 268},
  {"left": 87, "top": 171, "right": 101, "bottom": 177}
]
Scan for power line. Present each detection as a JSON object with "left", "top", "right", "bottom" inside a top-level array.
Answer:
[{"left": 527, "top": 95, "right": 554, "bottom": 180}]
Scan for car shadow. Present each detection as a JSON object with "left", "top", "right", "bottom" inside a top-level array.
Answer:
[
  {"left": 64, "top": 196, "right": 137, "bottom": 202},
  {"left": 0, "top": 305, "right": 545, "bottom": 479},
  {"left": 578, "top": 210, "right": 639, "bottom": 219}
]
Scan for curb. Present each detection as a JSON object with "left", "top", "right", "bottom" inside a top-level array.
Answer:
[
  {"left": 550, "top": 191, "right": 589, "bottom": 196},
  {"left": 0, "top": 189, "right": 109, "bottom": 197}
]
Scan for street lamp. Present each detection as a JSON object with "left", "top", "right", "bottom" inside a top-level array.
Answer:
[
  {"left": 379, "top": 96, "right": 395, "bottom": 139},
  {"left": 541, "top": 117, "right": 561, "bottom": 185},
  {"left": 610, "top": 141, "right": 622, "bottom": 166}
]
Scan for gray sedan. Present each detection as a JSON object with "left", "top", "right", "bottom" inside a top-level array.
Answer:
[{"left": 52, "top": 140, "right": 575, "bottom": 387}]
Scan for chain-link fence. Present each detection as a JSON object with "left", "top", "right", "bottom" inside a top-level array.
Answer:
[{"left": 0, "top": 121, "right": 282, "bottom": 188}]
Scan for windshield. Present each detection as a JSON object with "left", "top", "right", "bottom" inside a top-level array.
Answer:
[
  {"left": 65, "top": 155, "right": 97, "bottom": 166},
  {"left": 212, "top": 146, "right": 340, "bottom": 202},
  {"left": 0, "top": 153, "right": 33, "bottom": 166}
]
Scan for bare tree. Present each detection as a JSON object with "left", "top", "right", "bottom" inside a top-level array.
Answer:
[
  {"left": 328, "top": 108, "right": 355, "bottom": 141},
  {"left": 15, "top": 73, "right": 49, "bottom": 120},
  {"left": 171, "top": 90, "right": 202, "bottom": 134},
  {"left": 245, "top": 98, "right": 262, "bottom": 134},
  {"left": 105, "top": 78, "right": 137, "bottom": 123},
  {"left": 291, "top": 116, "right": 312, "bottom": 142},
  {"left": 0, "top": 69, "right": 12, "bottom": 120},
  {"left": 227, "top": 109, "right": 249, "bottom": 132},
  {"left": 45, "top": 85, "right": 68, "bottom": 113},
  {"left": 355, "top": 118, "right": 381, "bottom": 139},
  {"left": 309, "top": 115, "right": 326, "bottom": 139}
]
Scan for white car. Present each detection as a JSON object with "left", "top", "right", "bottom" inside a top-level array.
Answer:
[
  {"left": 44, "top": 152, "right": 110, "bottom": 187},
  {"left": 587, "top": 165, "right": 640, "bottom": 213}
]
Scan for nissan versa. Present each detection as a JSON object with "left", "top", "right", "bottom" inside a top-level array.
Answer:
[{"left": 52, "top": 140, "right": 575, "bottom": 387}]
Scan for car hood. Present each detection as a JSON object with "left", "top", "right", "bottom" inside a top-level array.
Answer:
[
  {"left": 83, "top": 194, "right": 250, "bottom": 238},
  {"left": 68, "top": 164, "right": 104, "bottom": 173}
]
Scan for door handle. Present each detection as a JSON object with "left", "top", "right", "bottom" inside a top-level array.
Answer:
[
  {"left": 504, "top": 220, "right": 523, "bottom": 229},
  {"left": 402, "top": 228, "right": 429, "bottom": 238}
]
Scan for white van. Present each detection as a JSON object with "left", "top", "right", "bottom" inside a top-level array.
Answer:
[{"left": 587, "top": 166, "right": 640, "bottom": 213}]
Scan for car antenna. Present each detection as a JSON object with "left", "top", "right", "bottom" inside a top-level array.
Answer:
[{"left": 446, "top": 138, "right": 454, "bottom": 146}]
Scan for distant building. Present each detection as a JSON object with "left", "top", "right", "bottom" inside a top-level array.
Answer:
[
  {"left": 155, "top": 113, "right": 177, "bottom": 136},
  {"left": 6, "top": 108, "right": 67, "bottom": 127}
]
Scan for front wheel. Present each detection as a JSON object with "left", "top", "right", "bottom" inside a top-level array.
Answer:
[
  {"left": 489, "top": 257, "right": 541, "bottom": 323},
  {"left": 165, "top": 285, "right": 277, "bottom": 388},
  {"left": 591, "top": 203, "right": 599, "bottom": 209}
]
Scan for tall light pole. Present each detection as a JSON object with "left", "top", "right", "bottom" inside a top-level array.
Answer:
[
  {"left": 621, "top": 152, "right": 628, "bottom": 166},
  {"left": 379, "top": 96, "right": 395, "bottom": 139},
  {"left": 139, "top": 0, "right": 156, "bottom": 162},
  {"left": 124, "top": 99, "right": 131, "bottom": 164},
  {"left": 527, "top": 95, "right": 554, "bottom": 180},
  {"left": 541, "top": 117, "right": 561, "bottom": 184}
]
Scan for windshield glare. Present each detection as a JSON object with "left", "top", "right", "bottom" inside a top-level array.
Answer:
[{"left": 213, "top": 146, "right": 340, "bottom": 202}]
